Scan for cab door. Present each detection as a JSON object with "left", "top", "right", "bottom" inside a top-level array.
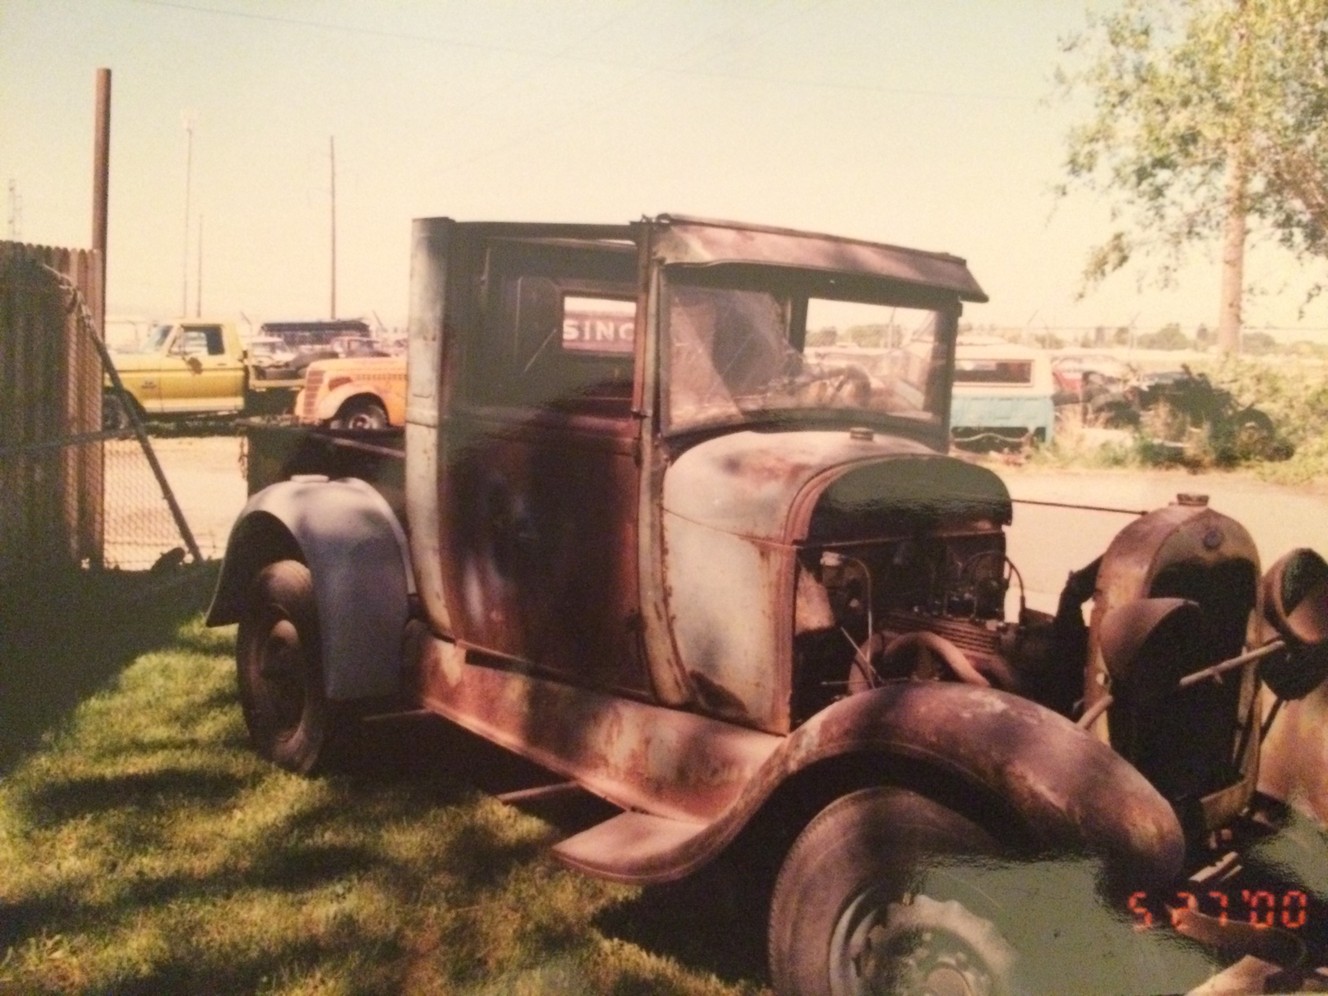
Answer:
[
  {"left": 435, "top": 237, "right": 649, "bottom": 695},
  {"left": 158, "top": 324, "right": 245, "bottom": 413}
]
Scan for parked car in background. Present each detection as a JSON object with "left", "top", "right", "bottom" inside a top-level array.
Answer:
[
  {"left": 950, "top": 337, "right": 1056, "bottom": 448},
  {"left": 245, "top": 336, "right": 299, "bottom": 379},
  {"left": 1091, "top": 365, "right": 1292, "bottom": 462},
  {"left": 295, "top": 354, "right": 406, "bottom": 429},
  {"left": 1051, "top": 351, "right": 1132, "bottom": 406}
]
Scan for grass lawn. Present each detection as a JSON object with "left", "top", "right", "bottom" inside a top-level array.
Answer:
[{"left": 0, "top": 568, "right": 770, "bottom": 995}]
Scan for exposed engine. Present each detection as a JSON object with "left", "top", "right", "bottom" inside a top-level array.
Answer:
[
  {"left": 792, "top": 523, "right": 1078, "bottom": 724},
  {"left": 793, "top": 484, "right": 1295, "bottom": 843}
]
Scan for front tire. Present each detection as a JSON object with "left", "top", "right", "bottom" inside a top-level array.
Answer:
[
  {"left": 330, "top": 398, "right": 388, "bottom": 430},
  {"left": 769, "top": 786, "right": 1018, "bottom": 996},
  {"left": 236, "top": 560, "right": 338, "bottom": 774}
]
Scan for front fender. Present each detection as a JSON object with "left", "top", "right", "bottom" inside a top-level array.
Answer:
[
  {"left": 315, "top": 384, "right": 379, "bottom": 422},
  {"left": 775, "top": 683, "right": 1183, "bottom": 881},
  {"left": 555, "top": 682, "right": 1183, "bottom": 887},
  {"left": 206, "top": 476, "right": 412, "bottom": 701}
]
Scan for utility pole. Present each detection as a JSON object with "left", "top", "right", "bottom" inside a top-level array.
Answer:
[
  {"left": 196, "top": 214, "right": 203, "bottom": 317},
  {"left": 181, "top": 114, "right": 194, "bottom": 317},
  {"left": 92, "top": 68, "right": 111, "bottom": 334},
  {"left": 7, "top": 179, "right": 21, "bottom": 239},
  {"left": 329, "top": 135, "right": 337, "bottom": 319}
]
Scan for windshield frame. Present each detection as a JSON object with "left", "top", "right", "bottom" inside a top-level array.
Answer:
[{"left": 657, "top": 265, "right": 958, "bottom": 441}]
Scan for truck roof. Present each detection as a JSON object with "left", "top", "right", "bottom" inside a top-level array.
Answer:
[
  {"left": 259, "top": 319, "right": 371, "bottom": 336},
  {"left": 419, "top": 213, "right": 988, "bottom": 304},
  {"left": 652, "top": 214, "right": 988, "bottom": 303}
]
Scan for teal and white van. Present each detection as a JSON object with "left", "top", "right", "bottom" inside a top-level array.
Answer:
[{"left": 950, "top": 337, "right": 1056, "bottom": 448}]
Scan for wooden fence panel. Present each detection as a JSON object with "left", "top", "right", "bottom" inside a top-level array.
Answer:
[{"left": 0, "top": 242, "right": 105, "bottom": 574}]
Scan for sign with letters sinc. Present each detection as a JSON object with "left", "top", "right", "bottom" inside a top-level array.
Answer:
[{"left": 562, "top": 299, "right": 635, "bottom": 355}]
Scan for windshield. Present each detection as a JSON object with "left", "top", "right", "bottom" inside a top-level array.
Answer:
[
  {"left": 114, "top": 323, "right": 174, "bottom": 354},
  {"left": 662, "top": 273, "right": 950, "bottom": 434}
]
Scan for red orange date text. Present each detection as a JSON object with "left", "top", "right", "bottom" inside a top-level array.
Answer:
[{"left": 1127, "top": 889, "right": 1309, "bottom": 931}]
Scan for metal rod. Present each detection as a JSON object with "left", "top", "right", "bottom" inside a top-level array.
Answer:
[
  {"left": 1076, "top": 695, "right": 1113, "bottom": 728},
  {"left": 50, "top": 263, "right": 205, "bottom": 565},
  {"left": 1261, "top": 696, "right": 1285, "bottom": 740},
  {"left": 1013, "top": 497, "right": 1148, "bottom": 517},
  {"left": 1178, "top": 640, "right": 1284, "bottom": 689},
  {"left": 1077, "top": 640, "right": 1287, "bottom": 729}
]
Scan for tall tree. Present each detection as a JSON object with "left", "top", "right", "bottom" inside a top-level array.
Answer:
[{"left": 1056, "top": 0, "right": 1328, "bottom": 353}]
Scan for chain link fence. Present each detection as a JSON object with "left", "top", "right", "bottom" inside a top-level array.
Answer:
[{"left": 1, "top": 241, "right": 200, "bottom": 577}]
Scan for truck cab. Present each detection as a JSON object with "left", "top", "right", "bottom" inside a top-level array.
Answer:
[
  {"left": 208, "top": 215, "right": 1328, "bottom": 994},
  {"left": 105, "top": 320, "right": 246, "bottom": 424}
]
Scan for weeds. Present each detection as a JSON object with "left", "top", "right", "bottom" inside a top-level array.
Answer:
[{"left": 1035, "top": 359, "right": 1328, "bottom": 483}]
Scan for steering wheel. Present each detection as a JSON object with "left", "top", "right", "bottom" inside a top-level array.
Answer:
[{"left": 797, "top": 362, "right": 873, "bottom": 406}]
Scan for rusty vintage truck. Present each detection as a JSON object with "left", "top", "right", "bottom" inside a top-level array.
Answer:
[{"left": 208, "top": 215, "right": 1328, "bottom": 994}]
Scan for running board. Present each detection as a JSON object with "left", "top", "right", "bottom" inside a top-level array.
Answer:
[{"left": 552, "top": 811, "right": 710, "bottom": 884}]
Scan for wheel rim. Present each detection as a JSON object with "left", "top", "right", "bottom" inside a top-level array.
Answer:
[
  {"left": 830, "top": 889, "right": 1013, "bottom": 996},
  {"left": 258, "top": 617, "right": 307, "bottom": 739}
]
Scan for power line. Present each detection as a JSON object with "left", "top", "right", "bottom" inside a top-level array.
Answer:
[{"left": 125, "top": 0, "right": 1033, "bottom": 103}]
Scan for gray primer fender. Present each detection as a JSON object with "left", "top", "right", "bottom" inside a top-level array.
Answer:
[
  {"left": 206, "top": 476, "right": 412, "bottom": 701},
  {"left": 554, "top": 682, "right": 1184, "bottom": 888}
]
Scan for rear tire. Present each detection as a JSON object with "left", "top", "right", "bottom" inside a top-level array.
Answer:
[
  {"left": 769, "top": 786, "right": 1018, "bottom": 996},
  {"left": 236, "top": 560, "right": 339, "bottom": 774}
]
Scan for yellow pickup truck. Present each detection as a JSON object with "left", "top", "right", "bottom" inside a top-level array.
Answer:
[
  {"left": 105, "top": 320, "right": 248, "bottom": 426},
  {"left": 103, "top": 318, "right": 378, "bottom": 428}
]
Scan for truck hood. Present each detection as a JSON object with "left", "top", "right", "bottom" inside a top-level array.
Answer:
[{"left": 662, "top": 428, "right": 1011, "bottom": 544}]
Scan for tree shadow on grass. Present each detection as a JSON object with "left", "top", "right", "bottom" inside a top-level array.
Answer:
[
  {"left": 22, "top": 767, "right": 246, "bottom": 826},
  {"left": 336, "top": 711, "right": 773, "bottom": 986},
  {"left": 0, "top": 562, "right": 220, "bottom": 774},
  {"left": 593, "top": 851, "right": 772, "bottom": 991},
  {"left": 339, "top": 712, "right": 621, "bottom": 836}
]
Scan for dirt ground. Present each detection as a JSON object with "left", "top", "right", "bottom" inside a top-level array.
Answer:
[{"left": 149, "top": 435, "right": 249, "bottom": 560}]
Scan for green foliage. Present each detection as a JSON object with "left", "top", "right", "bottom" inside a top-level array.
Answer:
[
  {"left": 1241, "top": 330, "right": 1278, "bottom": 354},
  {"left": 1136, "top": 322, "right": 1191, "bottom": 350},
  {"left": 1056, "top": 0, "right": 1328, "bottom": 294},
  {"left": 846, "top": 324, "right": 887, "bottom": 348},
  {"left": 804, "top": 326, "right": 837, "bottom": 348},
  {"left": 1209, "top": 357, "right": 1328, "bottom": 482},
  {"left": 0, "top": 599, "right": 768, "bottom": 995}
]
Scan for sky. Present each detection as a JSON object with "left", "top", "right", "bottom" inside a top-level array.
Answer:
[{"left": 2, "top": 0, "right": 1325, "bottom": 339}]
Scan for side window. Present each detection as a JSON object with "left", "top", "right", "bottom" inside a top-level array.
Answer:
[
  {"left": 176, "top": 327, "right": 225, "bottom": 356},
  {"left": 469, "top": 243, "right": 637, "bottom": 414}
]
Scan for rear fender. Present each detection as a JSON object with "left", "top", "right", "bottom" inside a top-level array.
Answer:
[{"left": 206, "top": 476, "right": 412, "bottom": 701}]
